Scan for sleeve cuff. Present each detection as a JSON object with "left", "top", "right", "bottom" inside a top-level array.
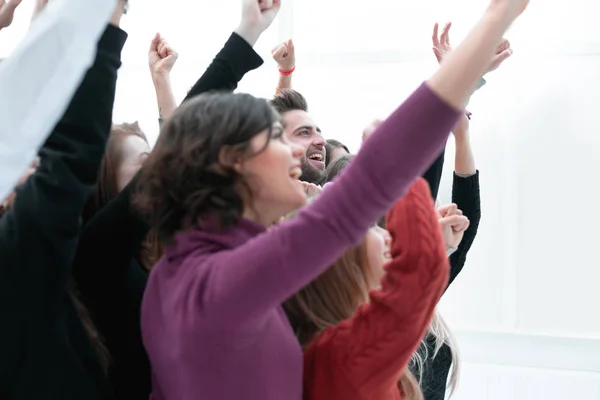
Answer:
[
  {"left": 97, "top": 25, "right": 128, "bottom": 55},
  {"left": 225, "top": 32, "right": 264, "bottom": 76}
]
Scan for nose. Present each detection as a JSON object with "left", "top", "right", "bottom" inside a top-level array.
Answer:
[
  {"left": 313, "top": 134, "right": 325, "bottom": 147},
  {"left": 290, "top": 142, "right": 304, "bottom": 159}
]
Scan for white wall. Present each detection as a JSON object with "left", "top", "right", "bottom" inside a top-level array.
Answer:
[{"left": 3, "top": 0, "right": 600, "bottom": 398}]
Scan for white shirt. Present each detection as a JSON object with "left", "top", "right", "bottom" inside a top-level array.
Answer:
[{"left": 0, "top": 0, "right": 116, "bottom": 202}]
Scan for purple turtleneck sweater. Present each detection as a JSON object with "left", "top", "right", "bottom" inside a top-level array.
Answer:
[{"left": 141, "top": 83, "right": 460, "bottom": 400}]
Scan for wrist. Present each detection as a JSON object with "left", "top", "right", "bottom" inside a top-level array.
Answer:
[
  {"left": 278, "top": 66, "right": 295, "bottom": 75},
  {"left": 234, "top": 24, "right": 261, "bottom": 47},
  {"left": 484, "top": 2, "right": 519, "bottom": 26},
  {"left": 152, "top": 72, "right": 172, "bottom": 88}
]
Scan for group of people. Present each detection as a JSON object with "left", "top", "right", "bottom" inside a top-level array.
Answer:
[{"left": 0, "top": 0, "right": 528, "bottom": 399}]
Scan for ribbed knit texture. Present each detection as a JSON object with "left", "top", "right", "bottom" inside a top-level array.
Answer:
[{"left": 302, "top": 178, "right": 450, "bottom": 400}]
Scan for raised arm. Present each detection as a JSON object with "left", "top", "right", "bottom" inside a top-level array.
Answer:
[
  {"left": 201, "top": 0, "right": 528, "bottom": 325},
  {"left": 0, "top": 20, "right": 127, "bottom": 298},
  {"left": 0, "top": 0, "right": 116, "bottom": 202},
  {"left": 308, "top": 179, "right": 448, "bottom": 397},
  {"left": 272, "top": 39, "right": 295, "bottom": 94},
  {"left": 149, "top": 33, "right": 178, "bottom": 123},
  {"left": 76, "top": 1, "right": 278, "bottom": 281},
  {"left": 447, "top": 114, "right": 481, "bottom": 288},
  {"left": 183, "top": 0, "right": 278, "bottom": 102}
]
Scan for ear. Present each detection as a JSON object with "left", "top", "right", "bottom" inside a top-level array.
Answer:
[{"left": 218, "top": 146, "right": 244, "bottom": 173}]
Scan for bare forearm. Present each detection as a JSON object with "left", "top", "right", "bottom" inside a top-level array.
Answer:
[
  {"left": 454, "top": 136, "right": 476, "bottom": 176},
  {"left": 276, "top": 73, "right": 292, "bottom": 94},
  {"left": 427, "top": 6, "right": 514, "bottom": 109},
  {"left": 153, "top": 75, "right": 177, "bottom": 121}
]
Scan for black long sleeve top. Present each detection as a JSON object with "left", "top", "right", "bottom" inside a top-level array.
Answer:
[
  {"left": 0, "top": 25, "right": 127, "bottom": 400},
  {"left": 413, "top": 171, "right": 482, "bottom": 400},
  {"left": 71, "top": 32, "right": 263, "bottom": 400}
]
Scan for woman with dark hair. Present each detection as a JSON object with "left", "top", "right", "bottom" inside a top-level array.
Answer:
[
  {"left": 0, "top": 7, "right": 128, "bottom": 398},
  {"left": 70, "top": 2, "right": 276, "bottom": 399},
  {"left": 132, "top": 1, "right": 528, "bottom": 397},
  {"left": 284, "top": 178, "right": 458, "bottom": 400}
]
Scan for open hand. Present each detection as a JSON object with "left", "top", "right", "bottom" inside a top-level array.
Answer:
[
  {"left": 149, "top": 33, "right": 178, "bottom": 78},
  {"left": 236, "top": 0, "right": 281, "bottom": 46},
  {"left": 0, "top": 0, "right": 22, "bottom": 29},
  {"left": 272, "top": 39, "right": 295, "bottom": 72},
  {"left": 432, "top": 22, "right": 513, "bottom": 74},
  {"left": 437, "top": 203, "right": 470, "bottom": 249}
]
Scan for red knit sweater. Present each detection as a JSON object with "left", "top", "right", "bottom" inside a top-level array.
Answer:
[{"left": 302, "top": 178, "right": 450, "bottom": 400}]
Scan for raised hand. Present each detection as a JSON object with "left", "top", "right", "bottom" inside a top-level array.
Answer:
[
  {"left": 301, "top": 181, "right": 322, "bottom": 197},
  {"left": 437, "top": 203, "right": 470, "bottom": 249},
  {"left": 236, "top": 0, "right": 281, "bottom": 46},
  {"left": 432, "top": 22, "right": 513, "bottom": 74},
  {"left": 362, "top": 119, "right": 383, "bottom": 144},
  {"left": 272, "top": 39, "right": 295, "bottom": 72},
  {"left": 148, "top": 33, "right": 179, "bottom": 78},
  {"left": 0, "top": 0, "right": 22, "bottom": 30}
]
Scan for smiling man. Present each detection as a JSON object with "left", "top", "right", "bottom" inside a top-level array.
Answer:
[{"left": 270, "top": 89, "right": 326, "bottom": 184}]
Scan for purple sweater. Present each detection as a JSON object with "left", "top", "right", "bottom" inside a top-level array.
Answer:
[{"left": 141, "top": 83, "right": 460, "bottom": 400}]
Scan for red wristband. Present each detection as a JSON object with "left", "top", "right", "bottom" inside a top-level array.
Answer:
[{"left": 279, "top": 66, "right": 295, "bottom": 76}]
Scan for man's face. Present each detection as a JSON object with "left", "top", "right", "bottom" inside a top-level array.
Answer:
[{"left": 281, "top": 110, "right": 326, "bottom": 184}]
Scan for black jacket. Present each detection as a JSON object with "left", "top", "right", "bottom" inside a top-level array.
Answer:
[{"left": 0, "top": 25, "right": 127, "bottom": 399}]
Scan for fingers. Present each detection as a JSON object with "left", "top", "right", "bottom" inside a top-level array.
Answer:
[
  {"left": 451, "top": 216, "right": 470, "bottom": 233},
  {"left": 441, "top": 22, "right": 452, "bottom": 46},
  {"left": 432, "top": 22, "right": 440, "bottom": 47},
  {"left": 286, "top": 39, "right": 294, "bottom": 51},
  {"left": 497, "top": 38, "right": 510, "bottom": 53},
  {"left": 439, "top": 215, "right": 469, "bottom": 230},
  {"left": 432, "top": 47, "right": 443, "bottom": 63},
  {"left": 149, "top": 33, "right": 161, "bottom": 52},
  {"left": 259, "top": 0, "right": 273, "bottom": 10},
  {"left": 437, "top": 203, "right": 458, "bottom": 217},
  {"left": 272, "top": 43, "right": 287, "bottom": 59},
  {"left": 493, "top": 48, "right": 513, "bottom": 65}
]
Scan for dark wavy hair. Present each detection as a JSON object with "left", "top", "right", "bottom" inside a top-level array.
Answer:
[{"left": 134, "top": 92, "right": 280, "bottom": 243}]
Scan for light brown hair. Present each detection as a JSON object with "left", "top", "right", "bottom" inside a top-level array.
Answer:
[
  {"left": 282, "top": 202, "right": 423, "bottom": 399},
  {"left": 83, "top": 122, "right": 163, "bottom": 270}
]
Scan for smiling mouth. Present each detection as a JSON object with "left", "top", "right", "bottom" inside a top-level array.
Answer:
[{"left": 307, "top": 153, "right": 324, "bottom": 162}]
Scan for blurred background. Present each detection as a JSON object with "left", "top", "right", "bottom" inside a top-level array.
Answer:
[{"left": 3, "top": 0, "right": 600, "bottom": 398}]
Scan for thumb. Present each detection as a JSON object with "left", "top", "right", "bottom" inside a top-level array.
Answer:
[
  {"left": 149, "top": 33, "right": 161, "bottom": 52},
  {"left": 272, "top": 44, "right": 287, "bottom": 59},
  {"left": 286, "top": 39, "right": 294, "bottom": 51}
]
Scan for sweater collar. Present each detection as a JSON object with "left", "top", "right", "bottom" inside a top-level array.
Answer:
[{"left": 166, "top": 218, "right": 267, "bottom": 261}]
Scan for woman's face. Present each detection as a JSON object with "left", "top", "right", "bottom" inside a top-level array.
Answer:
[
  {"left": 116, "top": 135, "right": 150, "bottom": 191},
  {"left": 365, "top": 225, "right": 392, "bottom": 289},
  {"left": 237, "top": 122, "right": 306, "bottom": 225}
]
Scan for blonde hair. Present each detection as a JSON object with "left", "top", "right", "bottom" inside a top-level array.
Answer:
[{"left": 410, "top": 311, "right": 460, "bottom": 397}]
